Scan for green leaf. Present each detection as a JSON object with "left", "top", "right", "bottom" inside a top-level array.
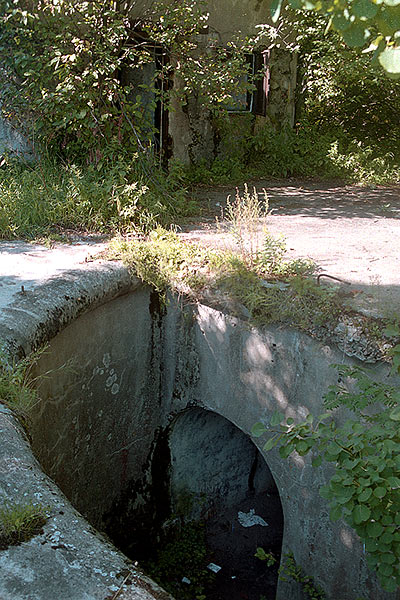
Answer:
[
  {"left": 319, "top": 485, "right": 331, "bottom": 500},
  {"left": 270, "top": 411, "right": 285, "bottom": 426},
  {"left": 353, "top": 0, "right": 379, "bottom": 19},
  {"left": 367, "top": 521, "right": 384, "bottom": 538},
  {"left": 382, "top": 578, "right": 398, "bottom": 593},
  {"left": 296, "top": 440, "right": 310, "bottom": 455},
  {"left": 263, "top": 437, "right": 277, "bottom": 452},
  {"left": 383, "top": 0, "right": 400, "bottom": 6},
  {"left": 378, "top": 563, "right": 394, "bottom": 577},
  {"left": 358, "top": 488, "right": 372, "bottom": 502},
  {"left": 379, "top": 45, "right": 400, "bottom": 74},
  {"left": 330, "top": 505, "right": 342, "bottom": 521},
  {"left": 342, "top": 22, "right": 370, "bottom": 47},
  {"left": 279, "top": 445, "right": 293, "bottom": 459},
  {"left": 387, "top": 476, "right": 400, "bottom": 488},
  {"left": 270, "top": 0, "right": 283, "bottom": 23},
  {"left": 353, "top": 504, "right": 371, "bottom": 524},
  {"left": 251, "top": 422, "right": 267, "bottom": 438},
  {"left": 326, "top": 442, "right": 342, "bottom": 457},
  {"left": 381, "top": 553, "right": 396, "bottom": 564},
  {"left": 373, "top": 486, "right": 387, "bottom": 498},
  {"left": 312, "top": 455, "right": 323, "bottom": 468},
  {"left": 332, "top": 13, "right": 352, "bottom": 31}
]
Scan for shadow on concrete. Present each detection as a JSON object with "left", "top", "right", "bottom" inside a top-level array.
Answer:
[{"left": 194, "top": 180, "right": 400, "bottom": 221}]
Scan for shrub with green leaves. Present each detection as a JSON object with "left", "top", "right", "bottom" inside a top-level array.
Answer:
[
  {"left": 252, "top": 358, "right": 400, "bottom": 592},
  {"left": 0, "top": 0, "right": 255, "bottom": 163},
  {"left": 270, "top": 0, "right": 400, "bottom": 77}
]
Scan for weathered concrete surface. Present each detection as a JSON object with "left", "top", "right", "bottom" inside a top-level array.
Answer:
[
  {"left": 0, "top": 239, "right": 107, "bottom": 311},
  {"left": 0, "top": 235, "right": 399, "bottom": 599},
  {"left": 0, "top": 117, "right": 33, "bottom": 159},
  {"left": 183, "top": 179, "right": 400, "bottom": 318},
  {"left": 169, "top": 408, "right": 275, "bottom": 520},
  {"left": 17, "top": 282, "right": 398, "bottom": 600},
  {"left": 0, "top": 259, "right": 176, "bottom": 600},
  {"left": 0, "top": 240, "right": 128, "bottom": 358},
  {"left": 0, "top": 405, "right": 173, "bottom": 600}
]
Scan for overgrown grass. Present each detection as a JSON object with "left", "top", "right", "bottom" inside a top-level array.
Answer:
[
  {"left": 0, "top": 502, "right": 49, "bottom": 550},
  {"left": 107, "top": 187, "right": 342, "bottom": 336},
  {"left": 0, "top": 156, "right": 196, "bottom": 240},
  {"left": 108, "top": 224, "right": 343, "bottom": 336},
  {"left": 0, "top": 345, "right": 42, "bottom": 419}
]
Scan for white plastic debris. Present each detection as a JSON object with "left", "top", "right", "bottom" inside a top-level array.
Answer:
[
  {"left": 207, "top": 563, "right": 222, "bottom": 573},
  {"left": 182, "top": 577, "right": 191, "bottom": 584},
  {"left": 237, "top": 509, "right": 269, "bottom": 528}
]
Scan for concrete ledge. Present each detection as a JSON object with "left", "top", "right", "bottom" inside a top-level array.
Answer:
[
  {"left": 0, "top": 261, "right": 172, "bottom": 600},
  {"left": 0, "top": 253, "right": 398, "bottom": 600},
  {"left": 0, "top": 262, "right": 136, "bottom": 359}
]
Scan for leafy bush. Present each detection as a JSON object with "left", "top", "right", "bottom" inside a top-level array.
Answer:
[
  {"left": 0, "top": 0, "right": 255, "bottom": 163},
  {"left": 252, "top": 358, "right": 400, "bottom": 592},
  {"left": 247, "top": 123, "right": 400, "bottom": 184}
]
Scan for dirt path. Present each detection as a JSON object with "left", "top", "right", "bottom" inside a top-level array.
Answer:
[{"left": 179, "top": 179, "right": 400, "bottom": 318}]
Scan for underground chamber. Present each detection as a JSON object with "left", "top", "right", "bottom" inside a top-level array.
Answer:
[
  {"left": 12, "top": 287, "right": 394, "bottom": 600},
  {"left": 27, "top": 291, "right": 284, "bottom": 599}
]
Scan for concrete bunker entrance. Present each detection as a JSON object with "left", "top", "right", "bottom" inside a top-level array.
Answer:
[
  {"left": 26, "top": 289, "right": 285, "bottom": 598},
  {"left": 165, "top": 408, "right": 284, "bottom": 600},
  {"left": 28, "top": 289, "right": 284, "bottom": 598}
]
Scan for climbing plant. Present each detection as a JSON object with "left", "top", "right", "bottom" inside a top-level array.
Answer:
[
  {"left": 0, "top": 0, "right": 256, "bottom": 161},
  {"left": 252, "top": 327, "right": 400, "bottom": 592}
]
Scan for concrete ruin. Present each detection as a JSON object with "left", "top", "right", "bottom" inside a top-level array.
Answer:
[
  {"left": 0, "top": 257, "right": 398, "bottom": 600},
  {"left": 0, "top": 0, "right": 297, "bottom": 165}
]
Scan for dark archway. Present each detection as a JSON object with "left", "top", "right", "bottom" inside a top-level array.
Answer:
[{"left": 168, "top": 408, "right": 284, "bottom": 600}]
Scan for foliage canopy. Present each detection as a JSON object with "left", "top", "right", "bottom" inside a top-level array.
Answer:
[
  {"left": 271, "top": 0, "right": 400, "bottom": 76},
  {"left": 0, "top": 0, "right": 255, "bottom": 162}
]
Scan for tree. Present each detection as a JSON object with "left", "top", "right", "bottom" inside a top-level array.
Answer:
[{"left": 270, "top": 0, "right": 400, "bottom": 76}]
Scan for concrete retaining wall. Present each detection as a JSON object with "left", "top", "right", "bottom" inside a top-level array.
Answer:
[{"left": 0, "top": 265, "right": 398, "bottom": 600}]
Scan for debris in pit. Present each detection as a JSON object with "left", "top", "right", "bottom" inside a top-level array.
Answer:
[
  {"left": 237, "top": 509, "right": 268, "bottom": 528},
  {"left": 207, "top": 563, "right": 222, "bottom": 573}
]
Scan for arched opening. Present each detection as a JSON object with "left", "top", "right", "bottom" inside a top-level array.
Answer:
[{"left": 148, "top": 408, "right": 284, "bottom": 600}]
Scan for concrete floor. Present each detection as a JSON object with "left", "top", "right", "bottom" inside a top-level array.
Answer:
[{"left": 1, "top": 178, "right": 399, "bottom": 318}]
